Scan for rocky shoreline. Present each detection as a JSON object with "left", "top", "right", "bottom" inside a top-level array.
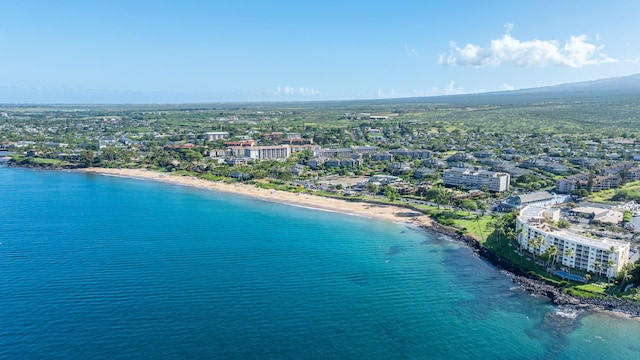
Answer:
[
  {"left": 421, "top": 222, "right": 640, "bottom": 318},
  {"left": 5, "top": 161, "right": 82, "bottom": 170}
]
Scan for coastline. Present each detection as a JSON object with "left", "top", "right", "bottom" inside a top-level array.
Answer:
[
  {"left": 62, "top": 167, "right": 640, "bottom": 319},
  {"left": 78, "top": 167, "right": 434, "bottom": 229}
]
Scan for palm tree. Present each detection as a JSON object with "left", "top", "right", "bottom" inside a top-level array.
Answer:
[
  {"left": 585, "top": 274, "right": 592, "bottom": 284},
  {"left": 564, "top": 247, "right": 575, "bottom": 274},
  {"left": 474, "top": 214, "right": 485, "bottom": 242},
  {"left": 506, "top": 228, "right": 516, "bottom": 248},
  {"left": 528, "top": 235, "right": 546, "bottom": 265},
  {"left": 606, "top": 245, "right": 616, "bottom": 257},
  {"left": 607, "top": 259, "right": 616, "bottom": 283},
  {"left": 496, "top": 225, "right": 507, "bottom": 248},
  {"left": 544, "top": 245, "right": 558, "bottom": 270},
  {"left": 620, "top": 265, "right": 634, "bottom": 289},
  {"left": 486, "top": 214, "right": 500, "bottom": 247},
  {"left": 515, "top": 228, "right": 524, "bottom": 262},
  {"left": 527, "top": 237, "right": 536, "bottom": 262},
  {"left": 593, "top": 260, "right": 602, "bottom": 276},
  {"left": 603, "top": 245, "right": 618, "bottom": 282}
]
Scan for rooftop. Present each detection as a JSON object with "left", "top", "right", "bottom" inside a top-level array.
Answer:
[{"left": 519, "top": 206, "right": 628, "bottom": 250}]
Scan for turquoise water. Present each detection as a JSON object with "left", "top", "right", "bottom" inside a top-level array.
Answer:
[{"left": 1, "top": 167, "right": 640, "bottom": 359}]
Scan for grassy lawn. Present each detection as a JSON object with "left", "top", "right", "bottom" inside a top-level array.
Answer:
[
  {"left": 589, "top": 180, "right": 640, "bottom": 203},
  {"left": 589, "top": 188, "right": 618, "bottom": 203},
  {"left": 566, "top": 287, "right": 604, "bottom": 298},
  {"left": 428, "top": 209, "right": 493, "bottom": 242},
  {"left": 9, "top": 155, "right": 67, "bottom": 165},
  {"left": 574, "top": 283, "right": 607, "bottom": 294},
  {"left": 29, "top": 157, "right": 68, "bottom": 165},
  {"left": 569, "top": 283, "right": 607, "bottom": 298},
  {"left": 453, "top": 215, "right": 493, "bottom": 242}
]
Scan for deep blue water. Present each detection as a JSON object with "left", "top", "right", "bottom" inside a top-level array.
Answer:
[{"left": 1, "top": 167, "right": 640, "bottom": 359}]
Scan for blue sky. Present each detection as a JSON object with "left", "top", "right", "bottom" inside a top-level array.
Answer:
[{"left": 1, "top": 0, "right": 639, "bottom": 103}]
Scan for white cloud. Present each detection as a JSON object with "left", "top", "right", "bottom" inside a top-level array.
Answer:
[
  {"left": 500, "top": 83, "right": 515, "bottom": 91},
  {"left": 439, "top": 29, "right": 617, "bottom": 68},
  {"left": 376, "top": 89, "right": 401, "bottom": 98},
  {"left": 504, "top": 23, "right": 515, "bottom": 34},
  {"left": 443, "top": 81, "right": 465, "bottom": 95},
  {"left": 404, "top": 42, "right": 418, "bottom": 56},
  {"left": 271, "top": 86, "right": 321, "bottom": 96}
]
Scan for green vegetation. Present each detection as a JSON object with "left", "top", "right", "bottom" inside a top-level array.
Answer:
[
  {"left": 556, "top": 219, "right": 571, "bottom": 229},
  {"left": 588, "top": 181, "right": 640, "bottom": 203},
  {"left": 565, "top": 287, "right": 604, "bottom": 298},
  {"left": 574, "top": 283, "right": 607, "bottom": 295},
  {"left": 10, "top": 155, "right": 70, "bottom": 167},
  {"left": 513, "top": 173, "right": 555, "bottom": 191}
]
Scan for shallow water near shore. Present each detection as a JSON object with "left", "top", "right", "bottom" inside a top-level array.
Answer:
[{"left": 1, "top": 167, "right": 640, "bottom": 359}]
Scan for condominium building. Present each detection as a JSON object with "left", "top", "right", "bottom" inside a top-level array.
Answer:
[
  {"left": 314, "top": 148, "right": 354, "bottom": 159},
  {"left": 442, "top": 167, "right": 510, "bottom": 192},
  {"left": 203, "top": 131, "right": 230, "bottom": 141},
  {"left": 516, "top": 206, "right": 630, "bottom": 278},
  {"left": 556, "top": 173, "right": 620, "bottom": 193},
  {"left": 288, "top": 144, "right": 321, "bottom": 154},
  {"left": 244, "top": 145, "right": 291, "bottom": 160},
  {"left": 281, "top": 138, "right": 314, "bottom": 145},
  {"left": 555, "top": 163, "right": 640, "bottom": 194}
]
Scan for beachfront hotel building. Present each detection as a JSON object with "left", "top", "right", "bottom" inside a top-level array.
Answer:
[
  {"left": 244, "top": 145, "right": 291, "bottom": 160},
  {"left": 516, "top": 206, "right": 630, "bottom": 278},
  {"left": 442, "top": 167, "right": 510, "bottom": 192}
]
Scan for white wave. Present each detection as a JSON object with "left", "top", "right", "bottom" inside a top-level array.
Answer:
[{"left": 554, "top": 308, "right": 579, "bottom": 319}]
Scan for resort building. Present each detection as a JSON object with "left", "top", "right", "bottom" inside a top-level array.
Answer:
[
  {"left": 284, "top": 132, "right": 302, "bottom": 139},
  {"left": 244, "top": 145, "right": 291, "bottom": 160},
  {"left": 516, "top": 206, "right": 630, "bottom": 278},
  {"left": 556, "top": 173, "right": 621, "bottom": 193},
  {"left": 443, "top": 167, "right": 510, "bottom": 192},
  {"left": 224, "top": 140, "right": 257, "bottom": 147},
  {"left": 352, "top": 146, "right": 378, "bottom": 155},
  {"left": 314, "top": 148, "right": 354, "bottom": 159},
  {"left": 203, "top": 131, "right": 230, "bottom": 141},
  {"left": 500, "top": 191, "right": 560, "bottom": 211},
  {"left": 281, "top": 138, "right": 313, "bottom": 145},
  {"left": 288, "top": 144, "right": 321, "bottom": 154}
]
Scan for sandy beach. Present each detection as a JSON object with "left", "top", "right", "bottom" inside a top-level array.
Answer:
[{"left": 79, "top": 168, "right": 434, "bottom": 228}]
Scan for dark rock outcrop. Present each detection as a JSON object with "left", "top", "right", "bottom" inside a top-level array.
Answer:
[{"left": 422, "top": 222, "right": 640, "bottom": 317}]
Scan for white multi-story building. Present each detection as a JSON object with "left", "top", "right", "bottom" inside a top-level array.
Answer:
[
  {"left": 244, "top": 145, "right": 291, "bottom": 160},
  {"left": 203, "top": 131, "right": 230, "bottom": 141},
  {"left": 443, "top": 167, "right": 510, "bottom": 192},
  {"left": 516, "top": 206, "right": 630, "bottom": 278},
  {"left": 314, "top": 148, "right": 354, "bottom": 159}
]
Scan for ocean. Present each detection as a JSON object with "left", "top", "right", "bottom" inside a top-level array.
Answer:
[{"left": 1, "top": 166, "right": 640, "bottom": 359}]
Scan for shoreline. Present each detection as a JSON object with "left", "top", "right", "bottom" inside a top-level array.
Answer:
[
  {"left": 22, "top": 165, "right": 640, "bottom": 319},
  {"left": 78, "top": 167, "right": 434, "bottom": 229}
]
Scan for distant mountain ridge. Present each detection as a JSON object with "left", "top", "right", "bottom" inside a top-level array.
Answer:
[
  {"left": 2, "top": 74, "right": 639, "bottom": 106},
  {"left": 325, "top": 73, "right": 640, "bottom": 108},
  {"left": 511, "top": 73, "right": 640, "bottom": 94},
  {"left": 435, "top": 73, "right": 640, "bottom": 104}
]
